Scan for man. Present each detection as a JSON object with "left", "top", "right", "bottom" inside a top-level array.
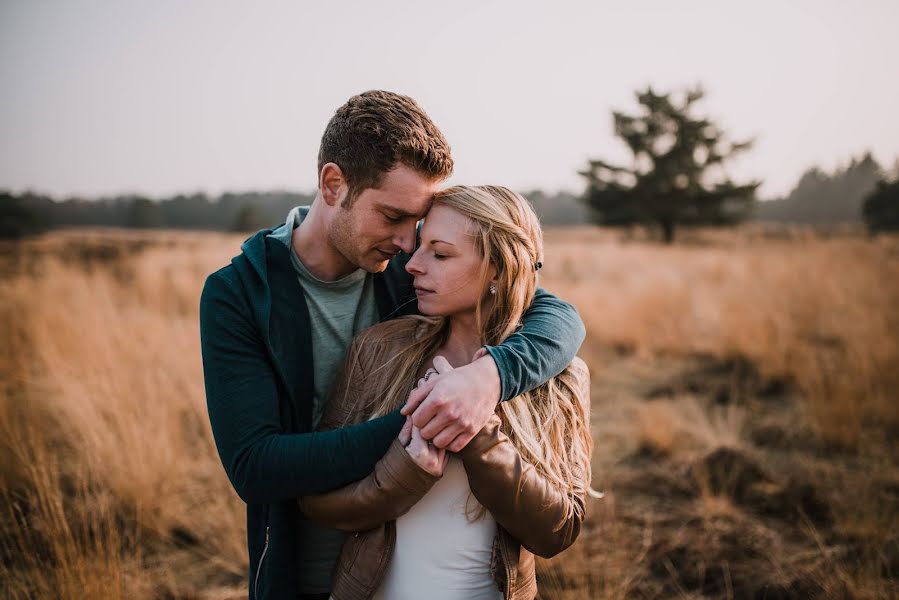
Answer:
[{"left": 199, "top": 90, "right": 585, "bottom": 600}]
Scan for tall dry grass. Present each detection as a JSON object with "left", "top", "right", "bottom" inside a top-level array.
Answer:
[
  {"left": 542, "top": 227, "right": 899, "bottom": 449},
  {"left": 1, "top": 231, "right": 247, "bottom": 598},
  {"left": 1, "top": 226, "right": 897, "bottom": 598}
]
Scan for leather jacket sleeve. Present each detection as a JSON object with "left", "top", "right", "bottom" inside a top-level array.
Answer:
[
  {"left": 459, "top": 357, "right": 591, "bottom": 558},
  {"left": 297, "top": 327, "right": 440, "bottom": 532},
  {"left": 298, "top": 438, "right": 439, "bottom": 531}
]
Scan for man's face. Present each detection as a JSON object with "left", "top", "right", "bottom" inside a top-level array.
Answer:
[{"left": 328, "top": 164, "right": 439, "bottom": 273}]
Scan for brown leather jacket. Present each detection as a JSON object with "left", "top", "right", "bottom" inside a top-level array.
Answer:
[{"left": 298, "top": 318, "right": 591, "bottom": 600}]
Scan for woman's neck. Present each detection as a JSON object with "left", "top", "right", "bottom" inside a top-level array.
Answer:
[{"left": 440, "top": 311, "right": 484, "bottom": 368}]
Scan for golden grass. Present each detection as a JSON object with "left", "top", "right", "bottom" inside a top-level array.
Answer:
[
  {"left": 633, "top": 397, "right": 745, "bottom": 459},
  {"left": 1, "top": 226, "right": 897, "bottom": 598},
  {"left": 1, "top": 231, "right": 246, "bottom": 598},
  {"left": 542, "top": 226, "right": 899, "bottom": 450}
]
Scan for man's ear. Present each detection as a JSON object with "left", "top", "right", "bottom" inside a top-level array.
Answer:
[{"left": 319, "top": 162, "right": 347, "bottom": 207}]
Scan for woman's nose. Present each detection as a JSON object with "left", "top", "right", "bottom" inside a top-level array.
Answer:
[{"left": 405, "top": 248, "right": 425, "bottom": 276}]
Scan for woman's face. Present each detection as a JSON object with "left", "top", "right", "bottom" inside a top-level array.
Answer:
[{"left": 405, "top": 202, "right": 494, "bottom": 317}]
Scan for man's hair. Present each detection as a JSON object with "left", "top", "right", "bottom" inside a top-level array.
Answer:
[{"left": 318, "top": 90, "right": 453, "bottom": 205}]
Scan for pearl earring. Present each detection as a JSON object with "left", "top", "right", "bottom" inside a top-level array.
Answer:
[{"left": 489, "top": 285, "right": 496, "bottom": 295}]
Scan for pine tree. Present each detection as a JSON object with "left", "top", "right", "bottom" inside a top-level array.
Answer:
[
  {"left": 579, "top": 86, "right": 759, "bottom": 243},
  {"left": 862, "top": 178, "right": 899, "bottom": 232}
]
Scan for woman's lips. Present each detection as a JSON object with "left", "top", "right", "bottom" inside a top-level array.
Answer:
[{"left": 414, "top": 286, "right": 435, "bottom": 297}]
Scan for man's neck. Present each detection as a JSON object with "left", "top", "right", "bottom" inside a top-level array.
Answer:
[{"left": 290, "top": 200, "right": 357, "bottom": 281}]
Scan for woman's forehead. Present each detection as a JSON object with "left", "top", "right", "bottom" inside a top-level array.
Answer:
[{"left": 420, "top": 203, "right": 477, "bottom": 243}]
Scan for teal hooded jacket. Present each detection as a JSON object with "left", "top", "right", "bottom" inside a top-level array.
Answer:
[{"left": 199, "top": 228, "right": 586, "bottom": 599}]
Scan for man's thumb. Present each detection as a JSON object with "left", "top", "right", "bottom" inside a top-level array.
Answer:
[
  {"left": 471, "top": 347, "right": 489, "bottom": 362},
  {"left": 432, "top": 355, "right": 454, "bottom": 374}
]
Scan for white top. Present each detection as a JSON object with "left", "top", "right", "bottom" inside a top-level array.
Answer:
[{"left": 371, "top": 456, "right": 503, "bottom": 600}]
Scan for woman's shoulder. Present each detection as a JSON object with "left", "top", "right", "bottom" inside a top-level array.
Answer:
[
  {"left": 566, "top": 356, "right": 589, "bottom": 382},
  {"left": 561, "top": 356, "right": 591, "bottom": 413}
]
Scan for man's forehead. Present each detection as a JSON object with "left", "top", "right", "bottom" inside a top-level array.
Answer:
[{"left": 373, "top": 195, "right": 433, "bottom": 218}]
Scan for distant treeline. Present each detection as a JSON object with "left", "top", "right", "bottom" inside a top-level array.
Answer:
[
  {"left": 1, "top": 151, "right": 894, "bottom": 239},
  {"left": 754, "top": 152, "right": 885, "bottom": 224},
  {"left": 0, "top": 190, "right": 315, "bottom": 238},
  {"left": 0, "top": 188, "right": 589, "bottom": 238}
]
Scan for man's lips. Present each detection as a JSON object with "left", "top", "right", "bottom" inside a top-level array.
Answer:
[{"left": 376, "top": 248, "right": 399, "bottom": 260}]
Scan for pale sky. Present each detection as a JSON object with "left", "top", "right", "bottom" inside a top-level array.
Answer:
[{"left": 1, "top": 0, "right": 897, "bottom": 199}]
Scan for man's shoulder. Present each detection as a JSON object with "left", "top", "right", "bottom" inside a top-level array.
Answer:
[
  {"left": 202, "top": 229, "right": 276, "bottom": 300},
  {"left": 200, "top": 255, "right": 260, "bottom": 315},
  {"left": 202, "top": 263, "right": 244, "bottom": 300}
]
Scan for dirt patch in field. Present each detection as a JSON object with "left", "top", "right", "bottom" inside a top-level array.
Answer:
[{"left": 537, "top": 347, "right": 899, "bottom": 599}]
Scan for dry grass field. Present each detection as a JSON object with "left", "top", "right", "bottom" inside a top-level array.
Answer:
[{"left": 1, "top": 226, "right": 898, "bottom": 599}]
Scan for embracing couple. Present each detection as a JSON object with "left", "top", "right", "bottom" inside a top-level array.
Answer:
[{"left": 200, "top": 91, "right": 593, "bottom": 600}]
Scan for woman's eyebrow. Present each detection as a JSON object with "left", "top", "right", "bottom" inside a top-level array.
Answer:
[{"left": 429, "top": 239, "right": 455, "bottom": 246}]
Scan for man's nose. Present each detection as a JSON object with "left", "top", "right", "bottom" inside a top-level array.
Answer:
[{"left": 394, "top": 224, "right": 416, "bottom": 255}]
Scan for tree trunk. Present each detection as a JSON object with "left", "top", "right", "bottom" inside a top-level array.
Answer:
[{"left": 660, "top": 219, "right": 675, "bottom": 244}]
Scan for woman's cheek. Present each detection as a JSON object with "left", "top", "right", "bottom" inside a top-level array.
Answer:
[{"left": 447, "top": 272, "right": 471, "bottom": 296}]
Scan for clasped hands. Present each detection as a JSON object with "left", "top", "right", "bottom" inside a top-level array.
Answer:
[{"left": 399, "top": 349, "right": 500, "bottom": 476}]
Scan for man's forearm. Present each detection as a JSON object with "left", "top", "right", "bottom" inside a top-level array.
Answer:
[
  {"left": 202, "top": 274, "right": 405, "bottom": 505},
  {"left": 485, "top": 288, "right": 586, "bottom": 400},
  {"left": 222, "top": 410, "right": 404, "bottom": 504}
]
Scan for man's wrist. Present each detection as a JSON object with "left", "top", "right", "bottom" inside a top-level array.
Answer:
[{"left": 473, "top": 352, "right": 502, "bottom": 405}]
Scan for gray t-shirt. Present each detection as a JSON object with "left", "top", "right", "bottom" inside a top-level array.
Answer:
[{"left": 267, "top": 206, "right": 379, "bottom": 594}]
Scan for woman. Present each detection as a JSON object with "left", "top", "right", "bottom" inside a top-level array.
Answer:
[{"left": 299, "top": 185, "right": 593, "bottom": 600}]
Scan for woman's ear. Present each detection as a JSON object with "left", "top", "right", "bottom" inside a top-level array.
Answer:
[
  {"left": 319, "top": 162, "right": 347, "bottom": 207},
  {"left": 487, "top": 262, "right": 498, "bottom": 287},
  {"left": 485, "top": 266, "right": 500, "bottom": 299}
]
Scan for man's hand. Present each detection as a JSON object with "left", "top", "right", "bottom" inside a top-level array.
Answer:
[{"left": 400, "top": 350, "right": 500, "bottom": 452}]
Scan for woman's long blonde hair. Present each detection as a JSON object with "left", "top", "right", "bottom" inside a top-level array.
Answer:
[{"left": 354, "top": 185, "right": 593, "bottom": 522}]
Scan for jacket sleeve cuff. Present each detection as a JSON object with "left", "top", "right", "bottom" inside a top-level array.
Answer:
[
  {"left": 380, "top": 438, "right": 441, "bottom": 495},
  {"left": 483, "top": 346, "right": 513, "bottom": 402},
  {"left": 459, "top": 414, "right": 504, "bottom": 461}
]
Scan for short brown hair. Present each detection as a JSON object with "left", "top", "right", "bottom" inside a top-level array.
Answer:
[{"left": 318, "top": 91, "right": 453, "bottom": 203}]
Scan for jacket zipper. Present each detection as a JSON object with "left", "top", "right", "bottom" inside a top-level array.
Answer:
[
  {"left": 254, "top": 526, "right": 270, "bottom": 599},
  {"left": 363, "top": 522, "right": 396, "bottom": 600},
  {"left": 498, "top": 529, "right": 514, "bottom": 598}
]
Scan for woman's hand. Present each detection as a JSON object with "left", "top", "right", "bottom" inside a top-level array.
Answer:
[
  {"left": 398, "top": 415, "right": 413, "bottom": 446},
  {"left": 404, "top": 418, "right": 448, "bottom": 477}
]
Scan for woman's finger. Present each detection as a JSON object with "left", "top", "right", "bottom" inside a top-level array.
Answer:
[
  {"left": 398, "top": 416, "right": 413, "bottom": 446},
  {"left": 410, "top": 424, "right": 426, "bottom": 450}
]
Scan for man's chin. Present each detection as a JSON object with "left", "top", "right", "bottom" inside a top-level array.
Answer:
[{"left": 361, "top": 257, "right": 390, "bottom": 273}]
